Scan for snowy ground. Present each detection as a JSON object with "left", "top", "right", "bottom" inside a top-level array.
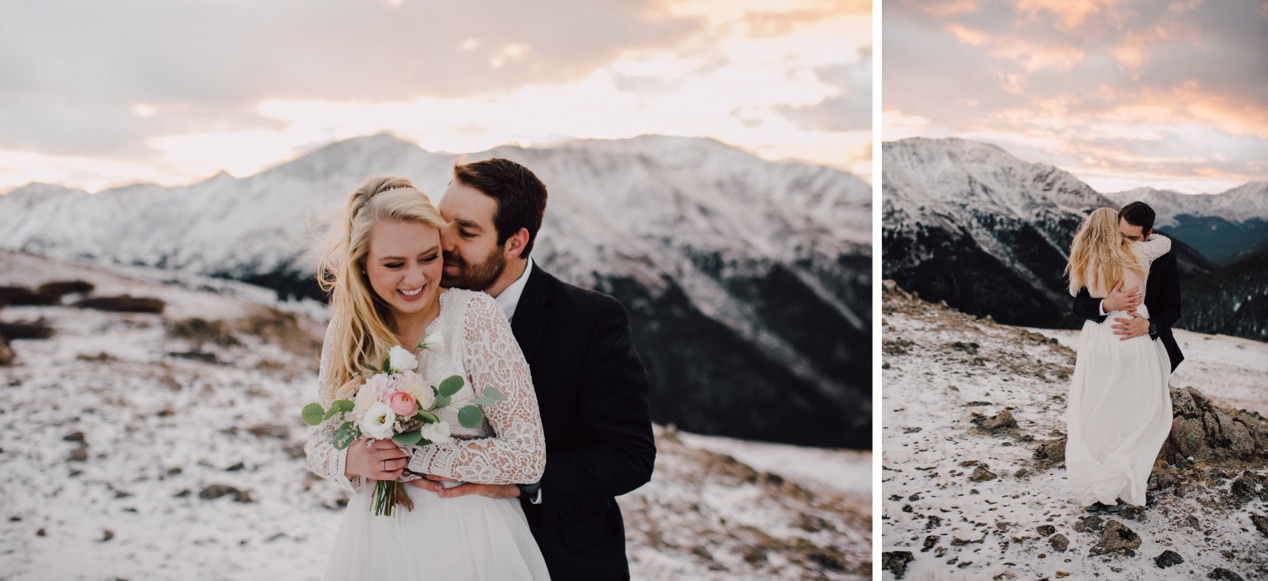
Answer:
[
  {"left": 0, "top": 252, "right": 870, "bottom": 580},
  {"left": 1032, "top": 326, "right": 1268, "bottom": 416},
  {"left": 880, "top": 284, "right": 1268, "bottom": 580}
]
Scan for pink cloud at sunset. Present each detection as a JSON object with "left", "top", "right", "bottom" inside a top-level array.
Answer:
[{"left": 884, "top": 0, "right": 1268, "bottom": 193}]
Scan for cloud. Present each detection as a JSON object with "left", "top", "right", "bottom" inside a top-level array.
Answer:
[
  {"left": 0, "top": 0, "right": 704, "bottom": 155},
  {"left": 884, "top": 0, "right": 1268, "bottom": 192},
  {"left": 778, "top": 47, "right": 871, "bottom": 132},
  {"left": 0, "top": 0, "right": 871, "bottom": 191}
]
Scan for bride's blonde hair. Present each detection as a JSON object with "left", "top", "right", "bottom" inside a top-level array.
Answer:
[
  {"left": 318, "top": 176, "right": 445, "bottom": 388},
  {"left": 1065, "top": 207, "right": 1143, "bottom": 295}
]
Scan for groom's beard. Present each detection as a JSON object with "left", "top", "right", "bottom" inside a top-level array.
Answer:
[{"left": 442, "top": 246, "right": 506, "bottom": 292}]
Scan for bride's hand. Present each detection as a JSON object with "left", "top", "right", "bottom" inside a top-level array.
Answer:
[
  {"left": 344, "top": 438, "right": 409, "bottom": 481},
  {"left": 1103, "top": 281, "right": 1142, "bottom": 312}
]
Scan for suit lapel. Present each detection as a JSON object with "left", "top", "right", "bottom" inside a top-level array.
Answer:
[{"left": 511, "top": 265, "right": 552, "bottom": 364}]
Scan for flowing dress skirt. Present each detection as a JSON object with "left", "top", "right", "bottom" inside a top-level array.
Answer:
[
  {"left": 1065, "top": 306, "right": 1173, "bottom": 507},
  {"left": 324, "top": 482, "right": 550, "bottom": 580}
]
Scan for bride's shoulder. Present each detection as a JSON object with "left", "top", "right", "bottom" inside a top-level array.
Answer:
[{"left": 441, "top": 288, "right": 499, "bottom": 319}]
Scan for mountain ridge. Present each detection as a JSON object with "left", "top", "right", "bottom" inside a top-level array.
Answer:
[{"left": 0, "top": 134, "right": 872, "bottom": 448}]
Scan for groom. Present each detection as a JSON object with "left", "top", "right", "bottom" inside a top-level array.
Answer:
[
  {"left": 417, "top": 157, "right": 656, "bottom": 580},
  {"left": 1072, "top": 201, "right": 1184, "bottom": 372}
]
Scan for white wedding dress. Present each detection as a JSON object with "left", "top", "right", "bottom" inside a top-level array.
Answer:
[
  {"left": 1065, "top": 235, "right": 1173, "bottom": 507},
  {"left": 306, "top": 289, "right": 550, "bottom": 580}
]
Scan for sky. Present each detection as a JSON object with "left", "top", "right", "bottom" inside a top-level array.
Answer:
[
  {"left": 0, "top": 0, "right": 871, "bottom": 194},
  {"left": 884, "top": 0, "right": 1268, "bottom": 194}
]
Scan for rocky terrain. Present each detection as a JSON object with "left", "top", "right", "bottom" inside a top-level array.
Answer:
[
  {"left": 880, "top": 281, "right": 1268, "bottom": 580},
  {"left": 0, "top": 252, "right": 871, "bottom": 580}
]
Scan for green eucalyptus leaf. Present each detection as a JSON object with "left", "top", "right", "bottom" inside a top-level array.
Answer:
[
  {"left": 301, "top": 403, "right": 326, "bottom": 426},
  {"left": 333, "top": 422, "right": 358, "bottom": 450},
  {"left": 331, "top": 399, "right": 355, "bottom": 413},
  {"left": 481, "top": 387, "right": 506, "bottom": 402},
  {"left": 393, "top": 431, "right": 423, "bottom": 447},
  {"left": 431, "top": 395, "right": 451, "bottom": 411},
  {"left": 438, "top": 375, "right": 465, "bottom": 397},
  {"left": 416, "top": 409, "right": 439, "bottom": 423},
  {"left": 458, "top": 405, "right": 484, "bottom": 428}
]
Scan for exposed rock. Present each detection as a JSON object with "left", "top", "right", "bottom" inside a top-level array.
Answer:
[
  {"left": 198, "top": 484, "right": 254, "bottom": 503},
  {"left": 1037, "top": 525, "right": 1056, "bottom": 537},
  {"left": 951, "top": 341, "right": 980, "bottom": 355},
  {"left": 1033, "top": 437, "right": 1066, "bottom": 467},
  {"left": 1208, "top": 568, "right": 1244, "bottom": 580},
  {"left": 973, "top": 409, "right": 1018, "bottom": 433},
  {"left": 1229, "top": 472, "right": 1263, "bottom": 508},
  {"left": 922, "top": 535, "right": 939, "bottom": 552},
  {"left": 0, "top": 336, "right": 12, "bottom": 367},
  {"left": 1159, "top": 387, "right": 1268, "bottom": 464},
  {"left": 969, "top": 466, "right": 997, "bottom": 482},
  {"left": 1251, "top": 514, "right": 1268, "bottom": 539},
  {"left": 1049, "top": 534, "right": 1069, "bottom": 552},
  {"left": 0, "top": 286, "right": 54, "bottom": 306},
  {"left": 1089, "top": 520, "right": 1141, "bottom": 556},
  {"left": 1155, "top": 550, "right": 1184, "bottom": 568},
  {"left": 881, "top": 551, "right": 914, "bottom": 579},
  {"left": 1074, "top": 515, "right": 1104, "bottom": 533},
  {"left": 1119, "top": 505, "right": 1146, "bottom": 522},
  {"left": 75, "top": 295, "right": 166, "bottom": 314},
  {"left": 36, "top": 280, "right": 94, "bottom": 301},
  {"left": 0, "top": 320, "right": 56, "bottom": 340}
]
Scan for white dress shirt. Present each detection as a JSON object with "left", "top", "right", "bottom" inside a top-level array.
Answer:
[{"left": 495, "top": 258, "right": 534, "bottom": 323}]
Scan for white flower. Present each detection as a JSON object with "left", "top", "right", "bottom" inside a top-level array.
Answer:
[
  {"left": 354, "top": 374, "right": 390, "bottom": 419},
  {"left": 359, "top": 401, "right": 397, "bottom": 440},
  {"left": 398, "top": 370, "right": 435, "bottom": 410},
  {"left": 387, "top": 345, "right": 418, "bottom": 373},
  {"left": 421, "top": 421, "right": 451, "bottom": 444},
  {"left": 417, "top": 332, "right": 444, "bottom": 353}
]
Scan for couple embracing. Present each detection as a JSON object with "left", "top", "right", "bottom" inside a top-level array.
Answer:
[
  {"left": 1064, "top": 201, "right": 1183, "bottom": 511},
  {"left": 304, "top": 158, "right": 656, "bottom": 580}
]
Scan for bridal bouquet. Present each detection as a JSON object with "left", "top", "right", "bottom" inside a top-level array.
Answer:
[{"left": 301, "top": 336, "right": 505, "bottom": 516}]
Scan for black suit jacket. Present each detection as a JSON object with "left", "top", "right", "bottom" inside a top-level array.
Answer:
[
  {"left": 510, "top": 265, "right": 656, "bottom": 581},
  {"left": 1072, "top": 251, "right": 1184, "bottom": 372}
]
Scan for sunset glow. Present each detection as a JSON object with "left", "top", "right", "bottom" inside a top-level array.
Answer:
[
  {"left": 0, "top": 1, "right": 870, "bottom": 194},
  {"left": 884, "top": 0, "right": 1268, "bottom": 193}
]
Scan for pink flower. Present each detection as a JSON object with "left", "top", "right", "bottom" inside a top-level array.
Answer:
[{"left": 388, "top": 391, "right": 417, "bottom": 416}]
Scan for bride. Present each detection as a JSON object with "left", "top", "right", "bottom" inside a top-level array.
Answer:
[
  {"left": 305, "top": 176, "right": 550, "bottom": 579},
  {"left": 1063, "top": 207, "right": 1173, "bottom": 509}
]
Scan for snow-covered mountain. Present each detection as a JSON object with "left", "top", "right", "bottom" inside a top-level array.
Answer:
[
  {"left": 1107, "top": 183, "right": 1268, "bottom": 266},
  {"left": 881, "top": 281, "right": 1268, "bottom": 580},
  {"left": 0, "top": 252, "right": 871, "bottom": 580},
  {"left": 0, "top": 134, "right": 873, "bottom": 448},
  {"left": 881, "top": 137, "right": 1257, "bottom": 336},
  {"left": 882, "top": 137, "right": 1114, "bottom": 327}
]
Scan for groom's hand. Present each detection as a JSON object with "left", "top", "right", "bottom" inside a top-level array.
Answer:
[
  {"left": 1103, "top": 282, "right": 1142, "bottom": 312},
  {"left": 403, "top": 474, "right": 453, "bottom": 493},
  {"left": 435, "top": 483, "right": 520, "bottom": 499},
  {"left": 1112, "top": 310, "right": 1149, "bottom": 340}
]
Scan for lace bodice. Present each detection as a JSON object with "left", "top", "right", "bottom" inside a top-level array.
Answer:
[
  {"left": 305, "top": 289, "right": 546, "bottom": 494},
  {"left": 1071, "top": 234, "right": 1171, "bottom": 301}
]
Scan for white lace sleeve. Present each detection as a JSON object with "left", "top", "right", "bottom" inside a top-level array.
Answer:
[
  {"left": 409, "top": 294, "right": 547, "bottom": 485},
  {"left": 304, "top": 322, "right": 366, "bottom": 495},
  {"left": 1134, "top": 234, "right": 1171, "bottom": 265}
]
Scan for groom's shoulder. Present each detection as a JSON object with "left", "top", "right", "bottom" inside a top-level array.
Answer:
[{"left": 537, "top": 267, "right": 625, "bottom": 316}]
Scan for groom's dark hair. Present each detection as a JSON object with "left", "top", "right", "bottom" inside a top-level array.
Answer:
[
  {"left": 1119, "top": 201, "right": 1155, "bottom": 236},
  {"left": 453, "top": 158, "right": 548, "bottom": 259}
]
